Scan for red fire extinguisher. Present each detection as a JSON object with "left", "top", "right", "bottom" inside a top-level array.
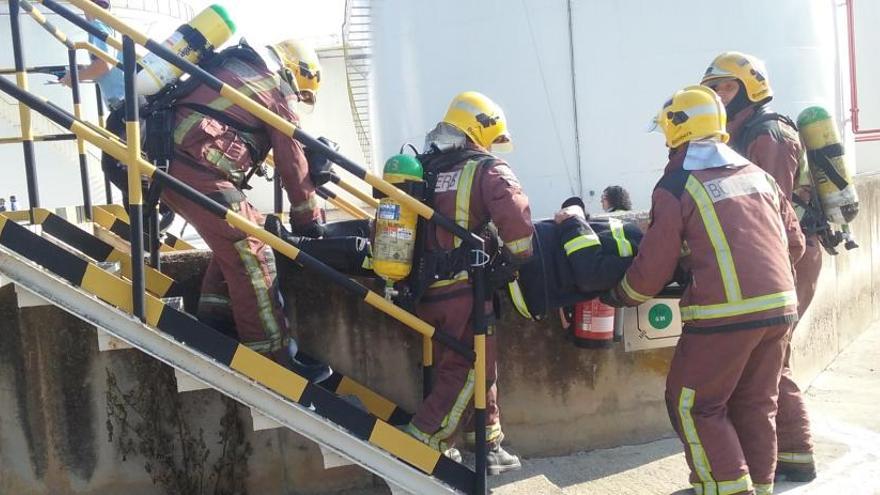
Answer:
[{"left": 560, "top": 299, "right": 615, "bottom": 349}]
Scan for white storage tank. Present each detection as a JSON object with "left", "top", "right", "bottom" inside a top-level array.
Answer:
[{"left": 372, "top": 0, "right": 856, "bottom": 215}]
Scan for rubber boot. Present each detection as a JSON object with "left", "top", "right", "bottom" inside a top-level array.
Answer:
[
  {"left": 286, "top": 340, "right": 333, "bottom": 384},
  {"left": 775, "top": 460, "right": 817, "bottom": 482},
  {"left": 487, "top": 441, "right": 521, "bottom": 476}
]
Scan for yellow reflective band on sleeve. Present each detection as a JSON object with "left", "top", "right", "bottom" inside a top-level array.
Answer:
[
  {"left": 778, "top": 452, "right": 814, "bottom": 464},
  {"left": 507, "top": 280, "right": 532, "bottom": 319},
  {"left": 563, "top": 233, "right": 600, "bottom": 255},
  {"left": 453, "top": 161, "right": 479, "bottom": 248},
  {"left": 685, "top": 176, "right": 742, "bottom": 302},
  {"left": 678, "top": 388, "right": 715, "bottom": 490},
  {"left": 608, "top": 218, "right": 634, "bottom": 257},
  {"left": 506, "top": 234, "right": 533, "bottom": 255},
  {"left": 620, "top": 275, "right": 651, "bottom": 304},
  {"left": 679, "top": 291, "right": 796, "bottom": 322}
]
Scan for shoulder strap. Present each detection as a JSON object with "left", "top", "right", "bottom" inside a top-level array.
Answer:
[{"left": 734, "top": 110, "right": 797, "bottom": 155}]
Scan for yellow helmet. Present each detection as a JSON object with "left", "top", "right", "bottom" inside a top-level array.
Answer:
[
  {"left": 701, "top": 51, "right": 773, "bottom": 103},
  {"left": 442, "top": 91, "right": 512, "bottom": 152},
  {"left": 655, "top": 85, "right": 728, "bottom": 148},
  {"left": 267, "top": 39, "right": 322, "bottom": 105}
]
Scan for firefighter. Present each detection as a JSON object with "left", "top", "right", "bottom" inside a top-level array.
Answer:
[
  {"left": 702, "top": 52, "right": 819, "bottom": 482},
  {"left": 602, "top": 85, "right": 805, "bottom": 495},
  {"left": 160, "top": 39, "right": 330, "bottom": 381},
  {"left": 403, "top": 92, "right": 533, "bottom": 474}
]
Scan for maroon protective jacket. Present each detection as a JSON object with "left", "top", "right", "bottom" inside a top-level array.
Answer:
[{"left": 613, "top": 145, "right": 805, "bottom": 331}]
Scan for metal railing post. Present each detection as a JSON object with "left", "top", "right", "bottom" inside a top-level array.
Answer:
[
  {"left": 422, "top": 337, "right": 433, "bottom": 398},
  {"left": 68, "top": 48, "right": 93, "bottom": 220},
  {"left": 9, "top": 0, "right": 40, "bottom": 223},
  {"left": 123, "top": 36, "right": 145, "bottom": 321},
  {"left": 274, "top": 172, "right": 284, "bottom": 214},
  {"left": 471, "top": 256, "right": 488, "bottom": 495},
  {"left": 95, "top": 84, "right": 113, "bottom": 204}
]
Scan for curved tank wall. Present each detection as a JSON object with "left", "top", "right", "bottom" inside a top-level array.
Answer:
[
  {"left": 0, "top": 0, "right": 194, "bottom": 210},
  {"left": 372, "top": 0, "right": 851, "bottom": 215}
]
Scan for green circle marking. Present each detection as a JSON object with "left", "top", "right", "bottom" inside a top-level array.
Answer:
[{"left": 648, "top": 303, "right": 673, "bottom": 330}]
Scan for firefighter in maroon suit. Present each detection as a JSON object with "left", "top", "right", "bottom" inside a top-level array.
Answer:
[
  {"left": 404, "top": 92, "right": 533, "bottom": 475},
  {"left": 602, "top": 86, "right": 805, "bottom": 495},
  {"left": 702, "top": 52, "right": 820, "bottom": 482}
]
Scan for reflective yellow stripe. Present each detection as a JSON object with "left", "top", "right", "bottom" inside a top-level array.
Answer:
[
  {"left": 719, "top": 474, "right": 753, "bottom": 495},
  {"left": 508, "top": 280, "right": 532, "bottom": 319},
  {"left": 685, "top": 176, "right": 742, "bottom": 302},
  {"left": 506, "top": 234, "right": 533, "bottom": 255},
  {"left": 754, "top": 482, "right": 773, "bottom": 495},
  {"left": 694, "top": 475, "right": 755, "bottom": 495},
  {"left": 453, "top": 161, "right": 479, "bottom": 248},
  {"left": 678, "top": 388, "right": 715, "bottom": 490},
  {"left": 778, "top": 452, "right": 814, "bottom": 464},
  {"left": 680, "top": 291, "right": 796, "bottom": 321},
  {"left": 234, "top": 239, "right": 283, "bottom": 352},
  {"left": 291, "top": 195, "right": 318, "bottom": 212},
  {"left": 563, "top": 233, "right": 600, "bottom": 255},
  {"left": 620, "top": 275, "right": 651, "bottom": 304},
  {"left": 428, "top": 270, "right": 469, "bottom": 288},
  {"left": 608, "top": 218, "right": 634, "bottom": 257},
  {"left": 430, "top": 369, "right": 475, "bottom": 447}
]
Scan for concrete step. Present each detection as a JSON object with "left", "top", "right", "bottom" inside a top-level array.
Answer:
[
  {"left": 96, "top": 328, "right": 133, "bottom": 351},
  {"left": 14, "top": 283, "right": 51, "bottom": 308},
  {"left": 249, "top": 408, "right": 354, "bottom": 469},
  {"left": 174, "top": 368, "right": 210, "bottom": 393}
]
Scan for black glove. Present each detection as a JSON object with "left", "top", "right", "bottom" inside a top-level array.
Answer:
[
  {"left": 600, "top": 289, "right": 627, "bottom": 308},
  {"left": 290, "top": 220, "right": 326, "bottom": 239},
  {"left": 305, "top": 136, "right": 338, "bottom": 186}
]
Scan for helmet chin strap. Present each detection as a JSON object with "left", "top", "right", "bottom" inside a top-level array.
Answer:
[{"left": 725, "top": 82, "right": 752, "bottom": 119}]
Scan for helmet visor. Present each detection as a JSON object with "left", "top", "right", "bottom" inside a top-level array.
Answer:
[{"left": 489, "top": 133, "right": 513, "bottom": 153}]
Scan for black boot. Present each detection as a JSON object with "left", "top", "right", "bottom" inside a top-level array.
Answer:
[
  {"left": 286, "top": 342, "right": 333, "bottom": 384},
  {"left": 775, "top": 460, "right": 817, "bottom": 482}
]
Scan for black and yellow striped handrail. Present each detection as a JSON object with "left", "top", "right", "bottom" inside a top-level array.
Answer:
[
  {"left": 92, "top": 205, "right": 195, "bottom": 252},
  {"left": 0, "top": 216, "right": 469, "bottom": 490},
  {"left": 0, "top": 208, "right": 179, "bottom": 297},
  {"left": 42, "top": 0, "right": 482, "bottom": 249},
  {"left": 0, "top": 71, "right": 475, "bottom": 361}
]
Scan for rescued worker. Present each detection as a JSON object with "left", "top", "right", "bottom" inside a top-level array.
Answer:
[
  {"left": 507, "top": 196, "right": 642, "bottom": 321},
  {"left": 59, "top": 0, "right": 175, "bottom": 228},
  {"left": 403, "top": 91, "right": 533, "bottom": 474},
  {"left": 160, "top": 38, "right": 330, "bottom": 382},
  {"left": 602, "top": 85, "right": 805, "bottom": 495},
  {"left": 601, "top": 185, "right": 632, "bottom": 212},
  {"left": 702, "top": 51, "right": 820, "bottom": 482}
]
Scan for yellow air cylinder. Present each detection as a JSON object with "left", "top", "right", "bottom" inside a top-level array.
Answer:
[
  {"left": 372, "top": 155, "right": 424, "bottom": 282},
  {"left": 135, "top": 4, "right": 236, "bottom": 96},
  {"left": 797, "top": 106, "right": 859, "bottom": 225}
]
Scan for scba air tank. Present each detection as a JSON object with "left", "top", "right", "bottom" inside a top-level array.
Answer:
[
  {"left": 797, "top": 106, "right": 859, "bottom": 225},
  {"left": 136, "top": 4, "right": 236, "bottom": 96},
  {"left": 372, "top": 155, "right": 424, "bottom": 283}
]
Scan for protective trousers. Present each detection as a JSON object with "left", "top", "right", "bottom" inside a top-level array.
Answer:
[
  {"left": 407, "top": 285, "right": 501, "bottom": 449},
  {"left": 665, "top": 323, "right": 791, "bottom": 495},
  {"left": 776, "top": 236, "right": 822, "bottom": 466},
  {"left": 161, "top": 162, "right": 290, "bottom": 359}
]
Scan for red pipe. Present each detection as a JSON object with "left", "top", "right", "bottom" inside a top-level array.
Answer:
[{"left": 846, "top": 0, "right": 880, "bottom": 141}]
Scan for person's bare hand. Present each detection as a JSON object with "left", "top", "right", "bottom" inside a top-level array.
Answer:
[
  {"left": 59, "top": 72, "right": 72, "bottom": 87},
  {"left": 554, "top": 205, "right": 585, "bottom": 224}
]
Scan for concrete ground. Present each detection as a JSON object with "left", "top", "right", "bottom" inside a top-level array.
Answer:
[{"left": 488, "top": 322, "right": 880, "bottom": 495}]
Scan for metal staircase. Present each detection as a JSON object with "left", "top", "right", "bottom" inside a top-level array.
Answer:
[
  {"left": 0, "top": 211, "right": 472, "bottom": 494},
  {"left": 343, "top": 0, "right": 374, "bottom": 169}
]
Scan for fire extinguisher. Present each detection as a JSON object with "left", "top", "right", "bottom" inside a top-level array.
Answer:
[{"left": 560, "top": 299, "right": 615, "bottom": 349}]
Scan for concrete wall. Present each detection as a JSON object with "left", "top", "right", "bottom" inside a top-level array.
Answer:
[{"left": 2, "top": 175, "right": 879, "bottom": 493}]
